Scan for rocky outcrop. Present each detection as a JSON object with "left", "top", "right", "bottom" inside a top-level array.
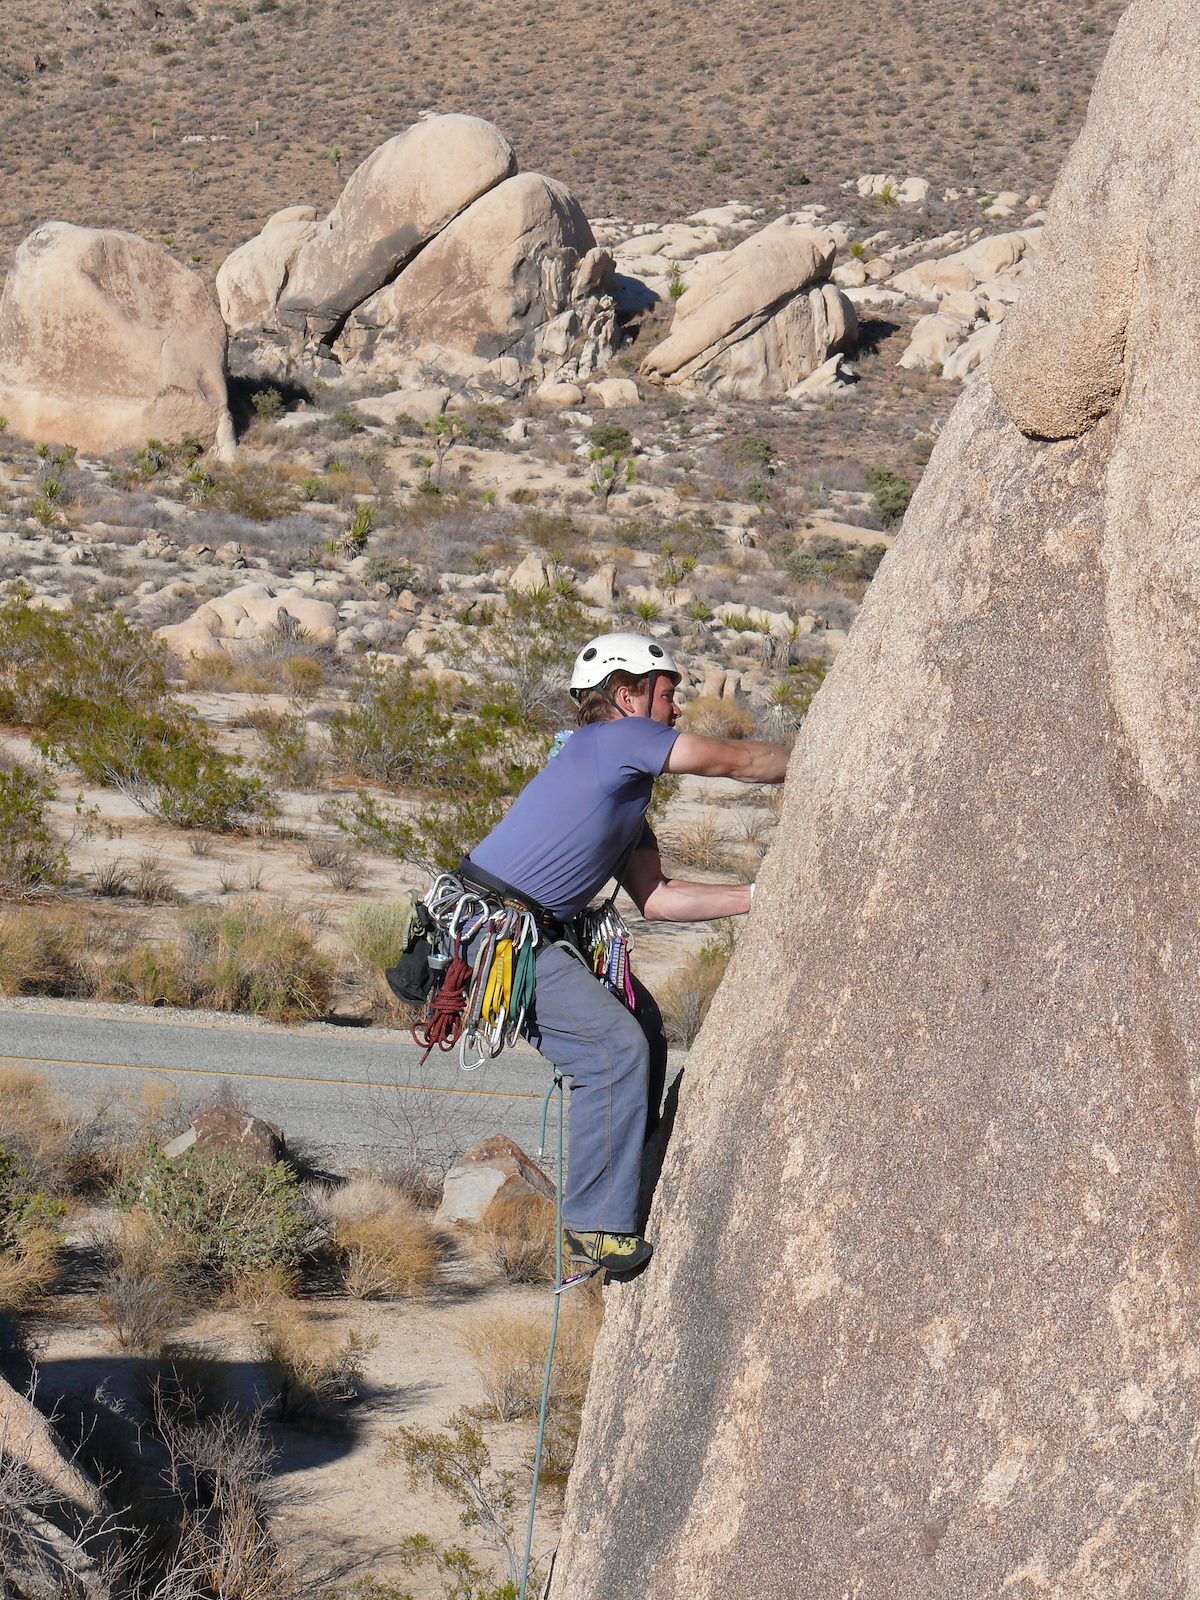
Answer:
[
  {"left": 555, "top": 3, "right": 1200, "bottom": 1594},
  {"left": 216, "top": 204, "right": 320, "bottom": 334},
  {"left": 639, "top": 219, "right": 856, "bottom": 399},
  {"left": 277, "top": 114, "right": 517, "bottom": 342},
  {"left": 156, "top": 581, "right": 338, "bottom": 660},
  {"left": 221, "top": 117, "right": 615, "bottom": 393},
  {"left": 0, "top": 223, "right": 233, "bottom": 459},
  {"left": 342, "top": 172, "right": 615, "bottom": 387}
]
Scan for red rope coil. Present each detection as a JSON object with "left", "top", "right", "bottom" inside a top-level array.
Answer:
[{"left": 412, "top": 955, "right": 473, "bottom": 1064}]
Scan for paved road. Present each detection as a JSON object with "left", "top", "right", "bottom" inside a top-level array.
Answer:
[{"left": 0, "top": 1005, "right": 569, "bottom": 1171}]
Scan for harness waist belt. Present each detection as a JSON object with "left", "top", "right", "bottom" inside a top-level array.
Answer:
[{"left": 457, "top": 858, "right": 566, "bottom": 939}]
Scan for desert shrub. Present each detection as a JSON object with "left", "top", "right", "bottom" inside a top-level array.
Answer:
[
  {"left": 248, "top": 706, "right": 323, "bottom": 789},
  {"left": 174, "top": 900, "right": 334, "bottom": 1022},
  {"left": 122, "top": 1145, "right": 315, "bottom": 1289},
  {"left": 255, "top": 1302, "right": 372, "bottom": 1426},
  {"left": 342, "top": 901, "right": 415, "bottom": 1019},
  {"left": 0, "top": 601, "right": 267, "bottom": 831},
  {"left": 678, "top": 695, "right": 755, "bottom": 739},
  {"left": 659, "top": 934, "right": 733, "bottom": 1047},
  {"left": 475, "top": 1192, "right": 556, "bottom": 1285},
  {"left": 151, "top": 1401, "right": 304, "bottom": 1599},
  {"left": 331, "top": 662, "right": 542, "bottom": 873},
  {"left": 667, "top": 813, "right": 730, "bottom": 871},
  {"left": 785, "top": 535, "right": 885, "bottom": 588},
  {"left": 589, "top": 421, "right": 633, "bottom": 456},
  {"left": 0, "top": 757, "right": 67, "bottom": 898},
  {"left": 387, "top": 1409, "right": 522, "bottom": 1592},
  {"left": 467, "top": 587, "right": 586, "bottom": 732},
  {"left": 865, "top": 467, "right": 914, "bottom": 528},
  {"left": 98, "top": 1223, "right": 184, "bottom": 1352}
]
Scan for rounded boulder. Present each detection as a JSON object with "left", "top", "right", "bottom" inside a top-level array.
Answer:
[{"left": 0, "top": 222, "right": 233, "bottom": 458}]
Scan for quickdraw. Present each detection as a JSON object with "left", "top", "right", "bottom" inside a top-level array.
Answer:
[
  {"left": 573, "top": 902, "right": 637, "bottom": 1011},
  {"left": 410, "top": 872, "right": 541, "bottom": 1069}
]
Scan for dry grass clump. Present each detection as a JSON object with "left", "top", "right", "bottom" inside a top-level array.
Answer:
[
  {"left": 341, "top": 901, "right": 416, "bottom": 1021},
  {"left": 309, "top": 1175, "right": 442, "bottom": 1299},
  {"left": 0, "top": 1067, "right": 75, "bottom": 1188},
  {"left": 0, "top": 902, "right": 333, "bottom": 1024},
  {"left": 173, "top": 900, "right": 334, "bottom": 1022},
  {"left": 667, "top": 812, "right": 731, "bottom": 871},
  {"left": 254, "top": 1300, "right": 374, "bottom": 1428},
  {"left": 97, "top": 1219, "right": 184, "bottom": 1354},
  {"left": 659, "top": 936, "right": 733, "bottom": 1047},
  {"left": 475, "top": 1192, "right": 557, "bottom": 1285},
  {"left": 679, "top": 695, "right": 756, "bottom": 739},
  {"left": 0, "top": 908, "right": 95, "bottom": 999},
  {"left": 464, "top": 1291, "right": 602, "bottom": 1494},
  {"left": 0, "top": 1226, "right": 59, "bottom": 1311},
  {"left": 103, "top": 900, "right": 334, "bottom": 1023}
]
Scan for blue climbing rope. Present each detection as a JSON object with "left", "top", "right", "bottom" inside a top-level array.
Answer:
[{"left": 518, "top": 1072, "right": 566, "bottom": 1600}]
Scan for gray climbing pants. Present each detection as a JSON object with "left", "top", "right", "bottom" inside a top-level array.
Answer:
[{"left": 526, "top": 940, "right": 667, "bottom": 1234}]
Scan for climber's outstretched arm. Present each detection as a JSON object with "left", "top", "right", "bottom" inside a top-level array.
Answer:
[
  {"left": 622, "top": 846, "right": 752, "bottom": 922},
  {"left": 665, "top": 732, "right": 789, "bottom": 784}
]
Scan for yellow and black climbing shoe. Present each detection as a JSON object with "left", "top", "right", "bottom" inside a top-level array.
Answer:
[{"left": 562, "top": 1227, "right": 653, "bottom": 1276}]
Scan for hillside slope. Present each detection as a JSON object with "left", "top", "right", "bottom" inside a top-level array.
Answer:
[{"left": 0, "top": 0, "right": 1124, "bottom": 276}]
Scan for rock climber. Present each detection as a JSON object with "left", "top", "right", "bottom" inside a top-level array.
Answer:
[{"left": 459, "top": 632, "right": 790, "bottom": 1276}]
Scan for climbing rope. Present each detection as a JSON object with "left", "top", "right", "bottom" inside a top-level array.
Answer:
[
  {"left": 411, "top": 953, "right": 472, "bottom": 1064},
  {"left": 519, "top": 1071, "right": 566, "bottom": 1600}
]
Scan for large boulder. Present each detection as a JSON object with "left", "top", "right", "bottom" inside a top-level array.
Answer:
[
  {"left": 342, "top": 172, "right": 615, "bottom": 383},
  {"left": 0, "top": 223, "right": 233, "bottom": 458},
  {"left": 276, "top": 114, "right": 516, "bottom": 341},
  {"left": 164, "top": 1104, "right": 287, "bottom": 1165},
  {"left": 216, "top": 205, "right": 321, "bottom": 334},
  {"left": 555, "top": 2, "right": 1200, "bottom": 1595},
  {"left": 640, "top": 219, "right": 856, "bottom": 399}
]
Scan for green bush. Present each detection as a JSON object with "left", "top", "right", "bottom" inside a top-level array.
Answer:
[
  {"left": 0, "top": 601, "right": 267, "bottom": 831},
  {"left": 865, "top": 467, "right": 914, "bottom": 528},
  {"left": 0, "top": 1146, "right": 67, "bottom": 1248},
  {"left": 124, "top": 1144, "right": 312, "bottom": 1284},
  {"left": 331, "top": 661, "right": 542, "bottom": 872},
  {"left": 589, "top": 421, "right": 633, "bottom": 456},
  {"left": 0, "top": 758, "right": 67, "bottom": 898},
  {"left": 785, "top": 535, "right": 886, "bottom": 588}
]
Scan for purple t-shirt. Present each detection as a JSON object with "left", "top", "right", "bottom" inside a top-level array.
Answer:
[{"left": 468, "top": 717, "right": 678, "bottom": 917}]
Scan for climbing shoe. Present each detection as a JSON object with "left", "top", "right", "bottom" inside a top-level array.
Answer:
[{"left": 562, "top": 1227, "right": 653, "bottom": 1276}]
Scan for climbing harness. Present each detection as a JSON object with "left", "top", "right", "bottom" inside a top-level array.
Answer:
[{"left": 409, "top": 871, "right": 542, "bottom": 1069}]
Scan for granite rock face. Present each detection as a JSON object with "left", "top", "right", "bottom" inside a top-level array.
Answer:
[
  {"left": 553, "top": 3, "right": 1200, "bottom": 1595},
  {"left": 0, "top": 223, "right": 233, "bottom": 458}
]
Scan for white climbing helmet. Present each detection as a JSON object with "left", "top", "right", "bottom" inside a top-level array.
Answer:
[{"left": 569, "top": 632, "right": 680, "bottom": 703}]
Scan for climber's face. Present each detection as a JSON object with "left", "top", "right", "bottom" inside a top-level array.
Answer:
[{"left": 644, "top": 673, "right": 681, "bottom": 727}]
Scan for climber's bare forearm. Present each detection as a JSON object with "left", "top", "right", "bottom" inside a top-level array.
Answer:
[{"left": 639, "top": 878, "right": 752, "bottom": 921}]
